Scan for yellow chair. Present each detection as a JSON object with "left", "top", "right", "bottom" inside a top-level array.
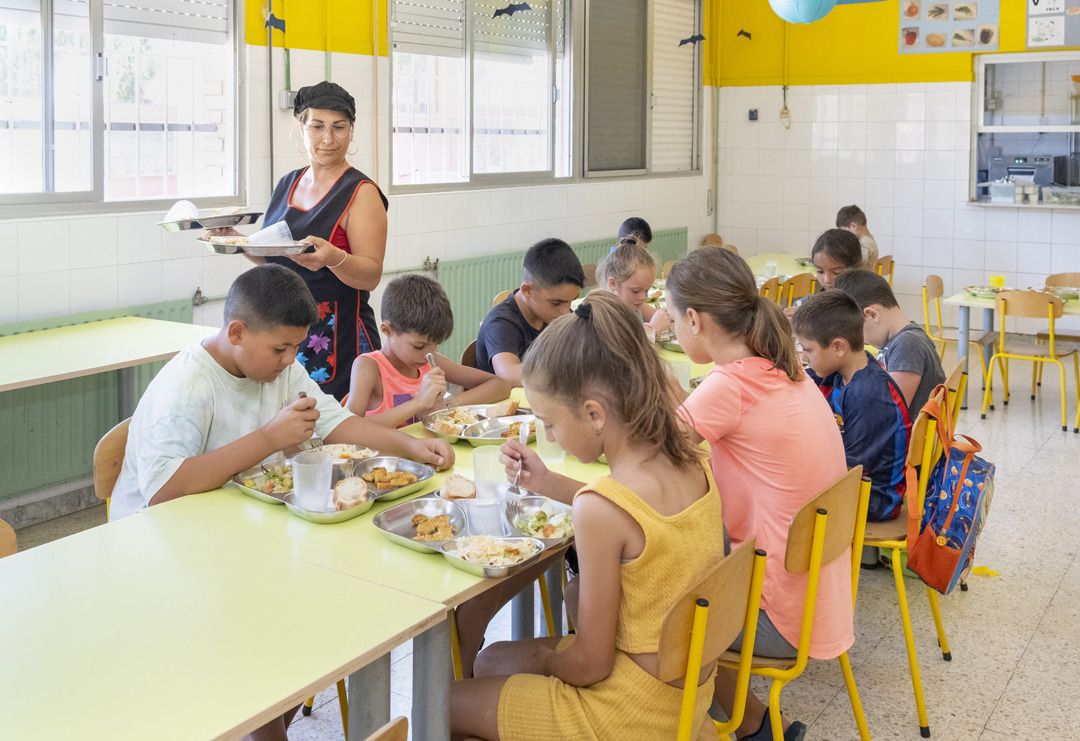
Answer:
[
  {"left": 460, "top": 340, "right": 477, "bottom": 368},
  {"left": 780, "top": 273, "right": 816, "bottom": 307},
  {"left": 980, "top": 290, "right": 1080, "bottom": 433},
  {"left": 875, "top": 254, "right": 895, "bottom": 287},
  {"left": 661, "top": 538, "right": 766, "bottom": 741},
  {"left": 758, "top": 276, "right": 781, "bottom": 304},
  {"left": 0, "top": 518, "right": 15, "bottom": 558},
  {"left": 300, "top": 680, "right": 349, "bottom": 736},
  {"left": 1035, "top": 272, "right": 1080, "bottom": 380},
  {"left": 362, "top": 716, "right": 407, "bottom": 741},
  {"left": 717, "top": 467, "right": 873, "bottom": 741},
  {"left": 943, "top": 360, "right": 967, "bottom": 437},
  {"left": 864, "top": 387, "right": 952, "bottom": 738},
  {"left": 702, "top": 233, "right": 724, "bottom": 247},
  {"left": 663, "top": 260, "right": 676, "bottom": 279},
  {"left": 93, "top": 417, "right": 131, "bottom": 521},
  {"left": 923, "top": 274, "right": 995, "bottom": 374},
  {"left": 492, "top": 289, "right": 513, "bottom": 307}
]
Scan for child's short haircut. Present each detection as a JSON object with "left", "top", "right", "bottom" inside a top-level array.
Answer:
[
  {"left": 596, "top": 242, "right": 655, "bottom": 287},
  {"left": 618, "top": 216, "right": 653, "bottom": 245},
  {"left": 791, "top": 291, "right": 865, "bottom": 352},
  {"left": 381, "top": 274, "right": 454, "bottom": 344},
  {"left": 836, "top": 205, "right": 867, "bottom": 228},
  {"left": 523, "top": 238, "right": 585, "bottom": 289},
  {"left": 834, "top": 270, "right": 899, "bottom": 310},
  {"left": 812, "top": 228, "right": 864, "bottom": 270},
  {"left": 224, "top": 264, "right": 318, "bottom": 332}
]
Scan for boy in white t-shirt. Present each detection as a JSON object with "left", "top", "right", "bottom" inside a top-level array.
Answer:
[
  {"left": 836, "top": 204, "right": 879, "bottom": 270},
  {"left": 110, "top": 264, "right": 454, "bottom": 523}
]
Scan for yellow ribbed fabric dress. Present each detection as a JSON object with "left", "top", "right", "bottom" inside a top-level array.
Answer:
[{"left": 497, "top": 465, "right": 727, "bottom": 741}]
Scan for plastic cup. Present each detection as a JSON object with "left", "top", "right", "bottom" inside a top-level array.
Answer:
[
  {"left": 292, "top": 451, "right": 332, "bottom": 510},
  {"left": 989, "top": 275, "right": 1005, "bottom": 288},
  {"left": 669, "top": 360, "right": 692, "bottom": 392},
  {"left": 535, "top": 418, "right": 565, "bottom": 465},
  {"left": 764, "top": 260, "right": 779, "bottom": 278},
  {"left": 472, "top": 446, "right": 505, "bottom": 500}
]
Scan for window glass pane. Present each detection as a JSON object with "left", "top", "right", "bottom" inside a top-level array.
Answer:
[
  {"left": 53, "top": 4, "right": 91, "bottom": 192},
  {"left": 104, "top": 34, "right": 234, "bottom": 200},
  {"left": 0, "top": 5, "right": 43, "bottom": 193},
  {"left": 587, "top": 0, "right": 646, "bottom": 173},
  {"left": 983, "top": 59, "right": 1080, "bottom": 127},
  {"left": 392, "top": 51, "right": 467, "bottom": 185}
]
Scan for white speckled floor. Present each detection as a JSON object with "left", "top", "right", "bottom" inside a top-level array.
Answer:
[{"left": 12, "top": 348, "right": 1079, "bottom": 740}]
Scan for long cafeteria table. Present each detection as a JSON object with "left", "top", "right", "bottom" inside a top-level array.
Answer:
[{"left": 0, "top": 510, "right": 445, "bottom": 741}]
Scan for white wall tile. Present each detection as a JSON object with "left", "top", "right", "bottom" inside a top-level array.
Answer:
[
  {"left": 160, "top": 258, "right": 203, "bottom": 303},
  {"left": 0, "top": 277, "right": 17, "bottom": 323},
  {"left": 69, "top": 217, "right": 118, "bottom": 270},
  {"left": 984, "top": 210, "right": 1019, "bottom": 242},
  {"left": 953, "top": 208, "right": 985, "bottom": 240},
  {"left": 19, "top": 271, "right": 70, "bottom": 320},
  {"left": 1051, "top": 212, "right": 1080, "bottom": 245},
  {"left": 984, "top": 240, "right": 1019, "bottom": 273},
  {"left": 69, "top": 266, "right": 118, "bottom": 313},
  {"left": 117, "top": 262, "right": 163, "bottom": 307},
  {"left": 952, "top": 239, "right": 983, "bottom": 270},
  {"left": 116, "top": 214, "right": 163, "bottom": 264},
  {"left": 895, "top": 150, "right": 925, "bottom": 179},
  {"left": 1018, "top": 211, "right": 1052, "bottom": 243},
  {"left": 0, "top": 223, "right": 17, "bottom": 278},
  {"left": 1016, "top": 242, "right": 1052, "bottom": 275},
  {"left": 18, "top": 220, "right": 70, "bottom": 275}
]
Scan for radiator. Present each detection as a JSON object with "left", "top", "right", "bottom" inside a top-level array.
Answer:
[
  {"left": 0, "top": 299, "right": 193, "bottom": 503},
  {"left": 438, "top": 228, "right": 688, "bottom": 362}
]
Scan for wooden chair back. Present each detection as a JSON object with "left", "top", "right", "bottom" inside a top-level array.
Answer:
[
  {"left": 924, "top": 274, "right": 944, "bottom": 301},
  {"left": 719, "top": 243, "right": 739, "bottom": 255},
  {"left": 492, "top": 289, "right": 513, "bottom": 307},
  {"left": 781, "top": 273, "right": 816, "bottom": 306},
  {"left": 362, "top": 716, "right": 408, "bottom": 741},
  {"left": 460, "top": 340, "right": 477, "bottom": 368},
  {"left": 0, "top": 518, "right": 15, "bottom": 558},
  {"left": 996, "top": 290, "right": 1064, "bottom": 321},
  {"left": 582, "top": 263, "right": 597, "bottom": 288},
  {"left": 1045, "top": 272, "right": 1080, "bottom": 287},
  {"left": 874, "top": 255, "right": 895, "bottom": 285},
  {"left": 943, "top": 360, "right": 965, "bottom": 416},
  {"left": 657, "top": 537, "right": 759, "bottom": 682},
  {"left": 785, "top": 466, "right": 864, "bottom": 574},
  {"left": 758, "top": 276, "right": 781, "bottom": 302},
  {"left": 93, "top": 418, "right": 131, "bottom": 503},
  {"left": 702, "top": 233, "right": 724, "bottom": 247},
  {"left": 663, "top": 260, "right": 675, "bottom": 279}
]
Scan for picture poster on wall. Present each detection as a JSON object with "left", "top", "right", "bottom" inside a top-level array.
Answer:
[
  {"left": 1026, "top": 0, "right": 1080, "bottom": 48},
  {"left": 899, "top": 1, "right": 1001, "bottom": 54}
]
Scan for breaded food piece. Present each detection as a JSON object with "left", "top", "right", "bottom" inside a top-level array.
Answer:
[
  {"left": 412, "top": 513, "right": 430, "bottom": 527},
  {"left": 414, "top": 514, "right": 454, "bottom": 541}
]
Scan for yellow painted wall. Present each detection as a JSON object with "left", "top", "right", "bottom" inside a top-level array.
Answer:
[
  {"left": 245, "top": 0, "right": 388, "bottom": 56},
  {"left": 714, "top": 0, "right": 1073, "bottom": 87}
]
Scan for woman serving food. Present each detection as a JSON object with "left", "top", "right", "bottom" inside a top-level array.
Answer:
[{"left": 244, "top": 81, "right": 388, "bottom": 400}]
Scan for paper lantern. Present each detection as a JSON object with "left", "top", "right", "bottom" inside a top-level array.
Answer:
[{"left": 768, "top": 0, "right": 837, "bottom": 24}]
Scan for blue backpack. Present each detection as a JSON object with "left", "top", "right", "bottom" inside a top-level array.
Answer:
[{"left": 905, "top": 390, "right": 995, "bottom": 595}]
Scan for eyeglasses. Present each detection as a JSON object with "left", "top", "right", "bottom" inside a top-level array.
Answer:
[{"left": 303, "top": 122, "right": 353, "bottom": 140}]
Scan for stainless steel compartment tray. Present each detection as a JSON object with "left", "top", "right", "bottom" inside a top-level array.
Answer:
[
  {"left": 230, "top": 462, "right": 291, "bottom": 504},
  {"left": 201, "top": 239, "right": 312, "bottom": 256},
  {"left": 283, "top": 490, "right": 375, "bottom": 524},
  {"left": 351, "top": 456, "right": 435, "bottom": 501},
  {"left": 441, "top": 536, "right": 546, "bottom": 578},
  {"left": 509, "top": 495, "right": 574, "bottom": 547},
  {"left": 373, "top": 498, "right": 468, "bottom": 553},
  {"left": 158, "top": 211, "right": 263, "bottom": 232},
  {"left": 463, "top": 415, "right": 536, "bottom": 447}
]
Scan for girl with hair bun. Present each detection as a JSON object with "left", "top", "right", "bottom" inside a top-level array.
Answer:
[
  {"left": 451, "top": 291, "right": 725, "bottom": 741},
  {"left": 595, "top": 242, "right": 672, "bottom": 332},
  {"left": 667, "top": 247, "right": 853, "bottom": 741}
]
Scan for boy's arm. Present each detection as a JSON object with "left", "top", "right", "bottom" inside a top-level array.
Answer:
[
  {"left": 149, "top": 397, "right": 320, "bottom": 506},
  {"left": 480, "top": 315, "right": 527, "bottom": 387},
  {"left": 438, "top": 353, "right": 512, "bottom": 405},
  {"left": 345, "top": 356, "right": 381, "bottom": 417},
  {"left": 347, "top": 356, "right": 445, "bottom": 429},
  {"left": 888, "top": 370, "right": 922, "bottom": 409},
  {"left": 324, "top": 415, "right": 456, "bottom": 471},
  {"left": 491, "top": 353, "right": 524, "bottom": 387}
]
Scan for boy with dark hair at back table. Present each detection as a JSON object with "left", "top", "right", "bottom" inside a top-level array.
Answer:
[
  {"left": 476, "top": 238, "right": 585, "bottom": 387},
  {"left": 792, "top": 291, "right": 912, "bottom": 523},
  {"left": 835, "top": 269, "right": 945, "bottom": 418},
  {"left": 836, "top": 204, "right": 879, "bottom": 269},
  {"left": 618, "top": 216, "right": 653, "bottom": 247},
  {"left": 347, "top": 274, "right": 510, "bottom": 427}
]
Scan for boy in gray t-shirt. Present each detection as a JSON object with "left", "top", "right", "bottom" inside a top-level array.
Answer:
[{"left": 835, "top": 270, "right": 946, "bottom": 417}]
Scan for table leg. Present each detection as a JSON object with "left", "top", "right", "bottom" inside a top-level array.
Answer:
[
  {"left": 118, "top": 366, "right": 137, "bottom": 420},
  {"left": 511, "top": 585, "right": 535, "bottom": 641},
  {"left": 412, "top": 616, "right": 452, "bottom": 741},
  {"left": 545, "top": 560, "right": 564, "bottom": 637},
  {"left": 957, "top": 306, "right": 970, "bottom": 409},
  {"left": 347, "top": 653, "right": 391, "bottom": 739}
]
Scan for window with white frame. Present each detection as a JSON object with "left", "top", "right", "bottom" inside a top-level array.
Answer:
[
  {"left": 0, "top": 0, "right": 238, "bottom": 207},
  {"left": 389, "top": 0, "right": 700, "bottom": 188}
]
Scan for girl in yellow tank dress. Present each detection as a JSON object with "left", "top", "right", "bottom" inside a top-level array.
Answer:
[{"left": 450, "top": 291, "right": 727, "bottom": 741}]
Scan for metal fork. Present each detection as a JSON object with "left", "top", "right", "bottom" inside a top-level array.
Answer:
[{"left": 425, "top": 353, "right": 456, "bottom": 411}]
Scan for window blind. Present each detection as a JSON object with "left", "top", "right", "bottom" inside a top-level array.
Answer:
[
  {"left": 586, "top": 0, "right": 647, "bottom": 173},
  {"left": 391, "top": 0, "right": 465, "bottom": 58},
  {"left": 46, "top": 0, "right": 230, "bottom": 44},
  {"left": 651, "top": 0, "right": 698, "bottom": 172},
  {"left": 473, "top": 0, "right": 551, "bottom": 57}
]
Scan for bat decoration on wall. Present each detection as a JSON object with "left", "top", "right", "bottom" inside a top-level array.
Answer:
[
  {"left": 264, "top": 12, "right": 286, "bottom": 33},
  {"left": 737, "top": 29, "right": 752, "bottom": 40},
  {"left": 679, "top": 33, "right": 706, "bottom": 46},
  {"left": 494, "top": 2, "right": 531, "bottom": 17}
]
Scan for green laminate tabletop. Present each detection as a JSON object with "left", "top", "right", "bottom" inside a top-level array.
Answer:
[
  {"left": 0, "top": 316, "right": 216, "bottom": 392},
  {"left": 0, "top": 513, "right": 443, "bottom": 741},
  {"left": 744, "top": 253, "right": 814, "bottom": 279}
]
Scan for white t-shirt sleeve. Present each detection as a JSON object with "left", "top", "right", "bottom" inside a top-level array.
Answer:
[{"left": 134, "top": 414, "right": 207, "bottom": 503}]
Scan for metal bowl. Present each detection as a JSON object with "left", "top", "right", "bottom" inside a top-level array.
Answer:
[
  {"left": 373, "top": 498, "right": 468, "bottom": 553},
  {"left": 200, "top": 239, "right": 311, "bottom": 256},
  {"left": 305, "top": 444, "right": 380, "bottom": 467},
  {"left": 661, "top": 339, "right": 684, "bottom": 353},
  {"left": 349, "top": 456, "right": 435, "bottom": 501},
  {"left": 441, "top": 536, "right": 546, "bottom": 578},
  {"left": 462, "top": 416, "right": 536, "bottom": 447},
  {"left": 230, "top": 462, "right": 291, "bottom": 505},
  {"left": 509, "top": 496, "right": 574, "bottom": 547}
]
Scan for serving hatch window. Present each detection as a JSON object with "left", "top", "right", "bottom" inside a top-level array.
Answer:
[{"left": 0, "top": 0, "right": 238, "bottom": 211}]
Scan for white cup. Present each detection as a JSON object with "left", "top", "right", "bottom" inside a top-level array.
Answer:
[
  {"left": 535, "top": 418, "right": 565, "bottom": 465},
  {"left": 472, "top": 446, "right": 505, "bottom": 500},
  {"left": 764, "top": 260, "right": 779, "bottom": 278},
  {"left": 292, "top": 451, "right": 332, "bottom": 510}
]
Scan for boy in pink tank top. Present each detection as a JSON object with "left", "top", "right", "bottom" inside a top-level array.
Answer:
[{"left": 347, "top": 275, "right": 510, "bottom": 428}]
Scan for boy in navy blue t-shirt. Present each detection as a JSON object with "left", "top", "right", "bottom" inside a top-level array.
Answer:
[{"left": 792, "top": 291, "right": 912, "bottom": 521}]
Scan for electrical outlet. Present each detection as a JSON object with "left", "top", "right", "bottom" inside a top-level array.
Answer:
[
  {"left": 279, "top": 90, "right": 298, "bottom": 110},
  {"left": 748, "top": 108, "right": 758, "bottom": 121}
]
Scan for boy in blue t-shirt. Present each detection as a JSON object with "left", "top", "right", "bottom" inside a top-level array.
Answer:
[{"left": 792, "top": 291, "right": 912, "bottom": 521}]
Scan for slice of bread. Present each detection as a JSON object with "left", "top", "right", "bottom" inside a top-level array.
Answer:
[
  {"left": 333, "top": 476, "right": 369, "bottom": 510},
  {"left": 442, "top": 473, "right": 477, "bottom": 500},
  {"left": 488, "top": 400, "right": 519, "bottom": 417}
]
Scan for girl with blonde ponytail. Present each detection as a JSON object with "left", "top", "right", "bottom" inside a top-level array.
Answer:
[
  {"left": 667, "top": 247, "right": 853, "bottom": 741},
  {"left": 595, "top": 242, "right": 673, "bottom": 332}
]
